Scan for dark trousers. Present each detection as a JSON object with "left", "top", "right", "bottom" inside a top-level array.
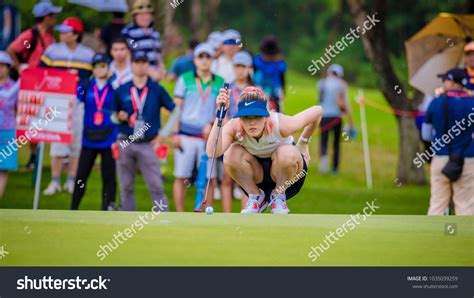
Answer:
[
  {"left": 320, "top": 117, "right": 342, "bottom": 171},
  {"left": 71, "top": 147, "right": 116, "bottom": 210}
]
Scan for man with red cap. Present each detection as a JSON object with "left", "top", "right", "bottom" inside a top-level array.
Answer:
[{"left": 40, "top": 17, "right": 95, "bottom": 196}]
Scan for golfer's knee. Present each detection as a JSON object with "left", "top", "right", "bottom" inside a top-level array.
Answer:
[
  {"left": 274, "top": 145, "right": 300, "bottom": 167},
  {"left": 224, "top": 144, "right": 245, "bottom": 168}
]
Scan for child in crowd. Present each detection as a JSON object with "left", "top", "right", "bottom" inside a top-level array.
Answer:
[{"left": 0, "top": 52, "right": 18, "bottom": 198}]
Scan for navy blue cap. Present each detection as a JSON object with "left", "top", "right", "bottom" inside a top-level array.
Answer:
[
  {"left": 233, "top": 100, "right": 270, "bottom": 118},
  {"left": 92, "top": 53, "right": 110, "bottom": 65},
  {"left": 437, "top": 68, "right": 468, "bottom": 86},
  {"left": 131, "top": 51, "right": 149, "bottom": 62}
]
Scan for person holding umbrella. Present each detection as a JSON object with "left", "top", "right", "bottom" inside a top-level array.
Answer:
[
  {"left": 405, "top": 14, "right": 474, "bottom": 96},
  {"left": 463, "top": 41, "right": 474, "bottom": 93}
]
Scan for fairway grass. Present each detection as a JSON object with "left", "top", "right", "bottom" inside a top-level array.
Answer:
[{"left": 1, "top": 209, "right": 472, "bottom": 266}]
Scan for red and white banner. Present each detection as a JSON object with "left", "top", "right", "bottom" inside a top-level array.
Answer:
[{"left": 16, "top": 68, "right": 77, "bottom": 144}]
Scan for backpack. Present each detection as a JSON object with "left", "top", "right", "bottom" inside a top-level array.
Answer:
[
  {"left": 17, "top": 26, "right": 44, "bottom": 64},
  {"left": 11, "top": 26, "right": 44, "bottom": 80}
]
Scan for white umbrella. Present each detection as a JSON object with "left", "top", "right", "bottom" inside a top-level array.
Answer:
[{"left": 68, "top": 0, "right": 128, "bottom": 12}]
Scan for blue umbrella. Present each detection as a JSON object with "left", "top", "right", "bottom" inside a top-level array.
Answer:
[{"left": 68, "top": 0, "right": 128, "bottom": 12}]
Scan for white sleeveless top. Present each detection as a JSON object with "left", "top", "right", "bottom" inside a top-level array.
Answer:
[{"left": 235, "top": 112, "right": 294, "bottom": 158}]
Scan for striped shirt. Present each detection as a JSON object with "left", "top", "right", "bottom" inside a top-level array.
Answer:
[
  {"left": 121, "top": 23, "right": 161, "bottom": 66},
  {"left": 40, "top": 42, "right": 94, "bottom": 83}
]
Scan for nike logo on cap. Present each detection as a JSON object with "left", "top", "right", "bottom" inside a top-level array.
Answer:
[{"left": 244, "top": 101, "right": 256, "bottom": 106}]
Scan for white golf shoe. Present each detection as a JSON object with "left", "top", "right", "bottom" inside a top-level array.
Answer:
[
  {"left": 43, "top": 181, "right": 62, "bottom": 196},
  {"left": 63, "top": 180, "right": 75, "bottom": 194},
  {"left": 241, "top": 189, "right": 265, "bottom": 214},
  {"left": 271, "top": 193, "right": 290, "bottom": 214}
]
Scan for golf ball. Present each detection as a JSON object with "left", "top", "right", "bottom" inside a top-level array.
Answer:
[{"left": 205, "top": 206, "right": 214, "bottom": 214}]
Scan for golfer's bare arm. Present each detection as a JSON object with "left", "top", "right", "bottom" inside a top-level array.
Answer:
[
  {"left": 278, "top": 106, "right": 323, "bottom": 138},
  {"left": 206, "top": 119, "right": 235, "bottom": 158}
]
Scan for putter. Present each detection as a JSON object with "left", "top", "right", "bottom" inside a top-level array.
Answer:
[{"left": 202, "top": 83, "right": 230, "bottom": 208}]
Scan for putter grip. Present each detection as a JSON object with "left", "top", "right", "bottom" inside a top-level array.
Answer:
[{"left": 217, "top": 83, "right": 230, "bottom": 127}]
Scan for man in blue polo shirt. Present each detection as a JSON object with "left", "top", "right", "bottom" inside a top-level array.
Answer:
[
  {"left": 113, "top": 50, "right": 175, "bottom": 211},
  {"left": 422, "top": 68, "right": 474, "bottom": 216}
]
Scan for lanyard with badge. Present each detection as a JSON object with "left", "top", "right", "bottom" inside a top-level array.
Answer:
[
  {"left": 130, "top": 86, "right": 149, "bottom": 138},
  {"left": 195, "top": 78, "right": 212, "bottom": 102},
  {"left": 93, "top": 85, "right": 109, "bottom": 126}
]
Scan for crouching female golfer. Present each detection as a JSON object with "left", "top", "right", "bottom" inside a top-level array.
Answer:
[{"left": 206, "top": 87, "right": 323, "bottom": 214}]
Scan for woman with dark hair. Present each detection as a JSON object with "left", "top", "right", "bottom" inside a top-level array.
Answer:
[{"left": 253, "top": 35, "right": 288, "bottom": 112}]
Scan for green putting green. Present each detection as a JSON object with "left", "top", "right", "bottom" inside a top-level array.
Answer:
[{"left": 0, "top": 209, "right": 472, "bottom": 266}]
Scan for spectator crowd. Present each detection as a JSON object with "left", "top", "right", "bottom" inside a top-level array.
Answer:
[
  {"left": 0, "top": 0, "right": 289, "bottom": 213},
  {"left": 0, "top": 0, "right": 472, "bottom": 215}
]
